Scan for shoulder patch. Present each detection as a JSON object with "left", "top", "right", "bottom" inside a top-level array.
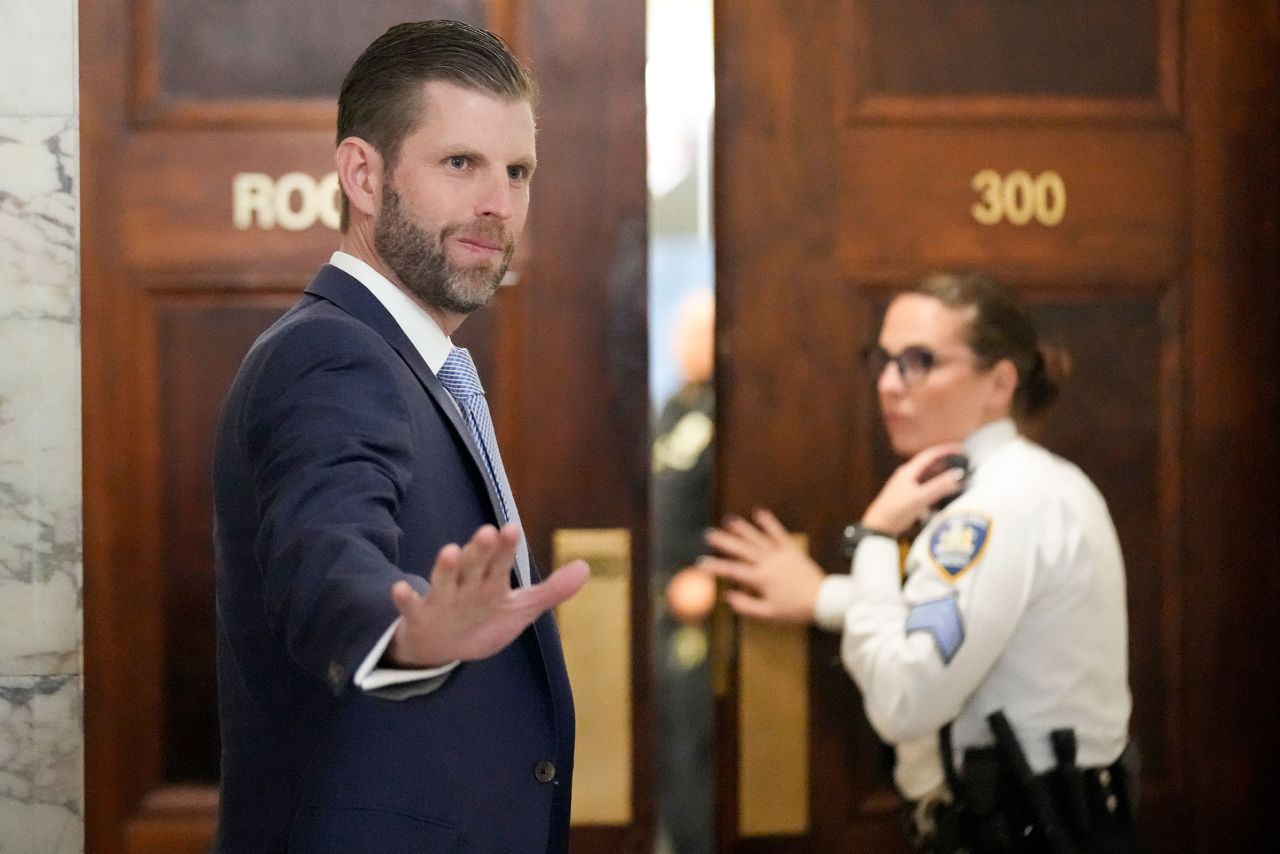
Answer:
[
  {"left": 905, "top": 595, "right": 965, "bottom": 664},
  {"left": 928, "top": 512, "right": 992, "bottom": 581}
]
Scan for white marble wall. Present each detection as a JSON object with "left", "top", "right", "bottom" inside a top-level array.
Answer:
[{"left": 0, "top": 0, "right": 84, "bottom": 851}]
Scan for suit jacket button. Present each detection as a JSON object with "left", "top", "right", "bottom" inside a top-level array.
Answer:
[
  {"left": 534, "top": 760, "right": 556, "bottom": 783},
  {"left": 327, "top": 662, "right": 345, "bottom": 686}
]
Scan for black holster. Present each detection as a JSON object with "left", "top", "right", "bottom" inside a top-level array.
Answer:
[{"left": 912, "top": 718, "right": 1141, "bottom": 854}]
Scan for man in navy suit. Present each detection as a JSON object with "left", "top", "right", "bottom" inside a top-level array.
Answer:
[{"left": 212, "top": 20, "right": 589, "bottom": 853}]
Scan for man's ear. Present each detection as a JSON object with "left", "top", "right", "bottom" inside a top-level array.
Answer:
[{"left": 335, "top": 136, "right": 384, "bottom": 221}]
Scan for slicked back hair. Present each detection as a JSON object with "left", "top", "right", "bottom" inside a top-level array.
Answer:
[{"left": 336, "top": 19, "right": 537, "bottom": 231}]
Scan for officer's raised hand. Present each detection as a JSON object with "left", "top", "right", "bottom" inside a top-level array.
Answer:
[
  {"left": 703, "top": 508, "right": 823, "bottom": 623},
  {"left": 861, "top": 443, "right": 966, "bottom": 536}
]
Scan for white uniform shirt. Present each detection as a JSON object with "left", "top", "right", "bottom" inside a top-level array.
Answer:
[{"left": 815, "top": 418, "right": 1131, "bottom": 798}]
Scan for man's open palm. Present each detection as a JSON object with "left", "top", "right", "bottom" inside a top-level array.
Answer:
[{"left": 388, "top": 524, "right": 589, "bottom": 666}]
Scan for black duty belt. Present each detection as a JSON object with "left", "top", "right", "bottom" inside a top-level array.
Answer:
[{"left": 910, "top": 717, "right": 1141, "bottom": 854}]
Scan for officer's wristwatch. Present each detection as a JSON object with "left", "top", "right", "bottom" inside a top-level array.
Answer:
[{"left": 840, "top": 523, "right": 893, "bottom": 558}]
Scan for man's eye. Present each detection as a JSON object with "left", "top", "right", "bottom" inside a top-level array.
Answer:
[
  {"left": 448, "top": 155, "right": 468, "bottom": 169},
  {"left": 508, "top": 166, "right": 528, "bottom": 181}
]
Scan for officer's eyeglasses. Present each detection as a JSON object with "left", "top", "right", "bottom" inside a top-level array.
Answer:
[{"left": 861, "top": 345, "right": 973, "bottom": 386}]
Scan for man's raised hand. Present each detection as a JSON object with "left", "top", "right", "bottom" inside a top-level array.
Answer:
[{"left": 387, "top": 524, "right": 589, "bottom": 667}]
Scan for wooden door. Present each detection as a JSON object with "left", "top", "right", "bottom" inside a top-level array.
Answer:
[
  {"left": 714, "top": 1, "right": 1280, "bottom": 851},
  {"left": 80, "top": 2, "right": 650, "bottom": 852}
]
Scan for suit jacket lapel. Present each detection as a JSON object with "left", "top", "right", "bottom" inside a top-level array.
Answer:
[{"left": 302, "top": 265, "right": 508, "bottom": 524}]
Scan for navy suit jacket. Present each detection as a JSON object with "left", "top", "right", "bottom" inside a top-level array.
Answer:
[{"left": 212, "top": 265, "right": 575, "bottom": 853}]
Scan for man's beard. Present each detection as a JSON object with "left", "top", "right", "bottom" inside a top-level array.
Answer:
[{"left": 373, "top": 184, "right": 515, "bottom": 315}]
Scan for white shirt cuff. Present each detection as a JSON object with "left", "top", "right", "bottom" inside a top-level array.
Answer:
[
  {"left": 850, "top": 534, "right": 904, "bottom": 598},
  {"left": 814, "top": 535, "right": 901, "bottom": 630},
  {"left": 353, "top": 617, "right": 460, "bottom": 691},
  {"left": 815, "top": 574, "right": 855, "bottom": 631}
]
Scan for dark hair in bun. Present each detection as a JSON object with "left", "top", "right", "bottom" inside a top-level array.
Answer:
[{"left": 911, "top": 272, "right": 1070, "bottom": 420}]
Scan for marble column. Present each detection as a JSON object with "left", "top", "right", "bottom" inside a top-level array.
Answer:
[{"left": 0, "top": 0, "right": 84, "bottom": 852}]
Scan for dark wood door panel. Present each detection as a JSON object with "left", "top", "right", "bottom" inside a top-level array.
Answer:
[
  {"left": 836, "top": 127, "right": 1188, "bottom": 282},
  {"left": 838, "top": 0, "right": 1181, "bottom": 122},
  {"left": 121, "top": 132, "right": 337, "bottom": 278},
  {"left": 155, "top": 295, "right": 299, "bottom": 782},
  {"left": 854, "top": 0, "right": 1162, "bottom": 99},
  {"left": 131, "top": 0, "right": 504, "bottom": 127},
  {"left": 152, "top": 0, "right": 488, "bottom": 101}
]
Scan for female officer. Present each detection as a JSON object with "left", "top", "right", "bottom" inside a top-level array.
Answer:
[{"left": 704, "top": 273, "right": 1137, "bottom": 853}]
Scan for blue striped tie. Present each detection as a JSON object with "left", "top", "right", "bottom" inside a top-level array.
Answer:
[{"left": 437, "top": 347, "right": 530, "bottom": 586}]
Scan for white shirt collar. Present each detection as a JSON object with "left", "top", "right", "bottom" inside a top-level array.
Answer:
[
  {"left": 964, "top": 417, "right": 1019, "bottom": 469},
  {"left": 328, "top": 250, "right": 453, "bottom": 373}
]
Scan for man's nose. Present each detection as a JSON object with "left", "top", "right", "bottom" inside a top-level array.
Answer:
[{"left": 475, "top": 170, "right": 515, "bottom": 220}]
